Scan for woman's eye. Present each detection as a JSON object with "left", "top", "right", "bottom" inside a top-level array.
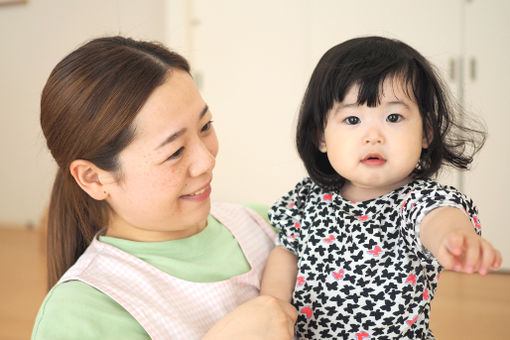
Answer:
[
  {"left": 387, "top": 113, "right": 402, "bottom": 123},
  {"left": 344, "top": 116, "right": 360, "bottom": 125},
  {"left": 167, "top": 147, "right": 184, "bottom": 161},
  {"left": 201, "top": 120, "right": 213, "bottom": 132}
]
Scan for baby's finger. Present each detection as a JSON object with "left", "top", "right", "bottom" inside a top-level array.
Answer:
[
  {"left": 437, "top": 250, "right": 456, "bottom": 271},
  {"left": 491, "top": 249, "right": 503, "bottom": 270},
  {"left": 462, "top": 235, "right": 481, "bottom": 273},
  {"left": 478, "top": 240, "right": 496, "bottom": 275},
  {"left": 437, "top": 246, "right": 462, "bottom": 271},
  {"left": 450, "top": 257, "right": 464, "bottom": 273},
  {"left": 445, "top": 232, "right": 464, "bottom": 256}
]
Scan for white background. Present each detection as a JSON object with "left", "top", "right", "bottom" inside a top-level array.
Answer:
[{"left": 0, "top": 0, "right": 508, "bottom": 269}]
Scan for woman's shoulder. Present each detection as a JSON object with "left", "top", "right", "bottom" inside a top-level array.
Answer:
[
  {"left": 32, "top": 280, "right": 149, "bottom": 340},
  {"left": 242, "top": 202, "right": 270, "bottom": 224}
]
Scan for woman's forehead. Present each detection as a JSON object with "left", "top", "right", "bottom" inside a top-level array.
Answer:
[{"left": 131, "top": 71, "right": 201, "bottom": 139}]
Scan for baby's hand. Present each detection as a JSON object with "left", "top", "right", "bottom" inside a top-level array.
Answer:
[
  {"left": 435, "top": 228, "right": 502, "bottom": 275},
  {"left": 420, "top": 206, "right": 503, "bottom": 275}
]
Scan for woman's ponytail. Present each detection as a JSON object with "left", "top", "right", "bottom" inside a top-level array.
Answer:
[{"left": 46, "top": 168, "right": 107, "bottom": 288}]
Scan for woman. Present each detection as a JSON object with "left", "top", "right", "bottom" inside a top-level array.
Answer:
[{"left": 32, "top": 36, "right": 296, "bottom": 339}]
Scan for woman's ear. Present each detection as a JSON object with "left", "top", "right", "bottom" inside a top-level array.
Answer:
[{"left": 69, "top": 160, "right": 114, "bottom": 200}]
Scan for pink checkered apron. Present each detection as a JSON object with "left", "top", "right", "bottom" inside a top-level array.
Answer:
[{"left": 58, "top": 203, "right": 276, "bottom": 339}]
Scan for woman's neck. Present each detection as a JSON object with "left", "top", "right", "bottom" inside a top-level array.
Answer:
[{"left": 106, "top": 214, "right": 209, "bottom": 242}]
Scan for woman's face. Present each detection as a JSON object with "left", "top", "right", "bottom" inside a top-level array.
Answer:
[{"left": 104, "top": 70, "right": 219, "bottom": 241}]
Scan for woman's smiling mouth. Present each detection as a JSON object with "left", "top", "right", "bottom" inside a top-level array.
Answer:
[
  {"left": 181, "top": 183, "right": 212, "bottom": 201},
  {"left": 190, "top": 186, "right": 208, "bottom": 196}
]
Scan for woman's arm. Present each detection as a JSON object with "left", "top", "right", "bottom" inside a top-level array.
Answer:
[
  {"left": 420, "top": 206, "right": 502, "bottom": 275},
  {"left": 260, "top": 246, "right": 298, "bottom": 303},
  {"left": 203, "top": 295, "right": 297, "bottom": 340}
]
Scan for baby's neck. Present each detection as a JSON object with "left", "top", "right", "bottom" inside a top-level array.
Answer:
[{"left": 340, "top": 177, "right": 413, "bottom": 202}]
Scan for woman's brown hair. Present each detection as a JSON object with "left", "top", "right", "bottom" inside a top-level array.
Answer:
[{"left": 40, "top": 36, "right": 190, "bottom": 289}]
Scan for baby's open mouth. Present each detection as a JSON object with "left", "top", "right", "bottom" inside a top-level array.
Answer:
[{"left": 361, "top": 154, "right": 386, "bottom": 165}]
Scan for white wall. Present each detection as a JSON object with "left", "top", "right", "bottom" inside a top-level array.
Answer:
[
  {"left": 190, "top": 0, "right": 310, "bottom": 206},
  {"left": 185, "top": 0, "right": 510, "bottom": 270},
  {"left": 0, "top": 0, "right": 166, "bottom": 227},
  {"left": 188, "top": 0, "right": 467, "bottom": 210},
  {"left": 1, "top": 0, "right": 509, "bottom": 270}
]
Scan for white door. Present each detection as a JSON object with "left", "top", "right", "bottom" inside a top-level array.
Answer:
[{"left": 463, "top": 0, "right": 510, "bottom": 270}]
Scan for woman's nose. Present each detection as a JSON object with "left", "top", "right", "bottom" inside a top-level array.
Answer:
[{"left": 189, "top": 138, "right": 217, "bottom": 177}]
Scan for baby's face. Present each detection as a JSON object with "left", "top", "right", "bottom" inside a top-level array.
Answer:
[{"left": 319, "top": 78, "right": 429, "bottom": 201}]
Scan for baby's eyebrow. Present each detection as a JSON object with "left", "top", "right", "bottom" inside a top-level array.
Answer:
[
  {"left": 332, "top": 99, "right": 412, "bottom": 115},
  {"left": 333, "top": 102, "right": 358, "bottom": 114},
  {"left": 384, "top": 100, "right": 411, "bottom": 109}
]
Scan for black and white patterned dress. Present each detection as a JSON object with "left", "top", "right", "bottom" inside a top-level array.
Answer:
[{"left": 269, "top": 177, "right": 481, "bottom": 340}]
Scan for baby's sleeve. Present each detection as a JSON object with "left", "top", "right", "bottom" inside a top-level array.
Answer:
[
  {"left": 268, "top": 178, "right": 313, "bottom": 255},
  {"left": 401, "top": 181, "right": 482, "bottom": 259}
]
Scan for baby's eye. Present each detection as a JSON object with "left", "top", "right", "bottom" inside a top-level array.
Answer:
[
  {"left": 201, "top": 120, "right": 213, "bottom": 132},
  {"left": 387, "top": 113, "right": 403, "bottom": 123},
  {"left": 344, "top": 116, "right": 360, "bottom": 125},
  {"left": 167, "top": 147, "right": 184, "bottom": 161}
]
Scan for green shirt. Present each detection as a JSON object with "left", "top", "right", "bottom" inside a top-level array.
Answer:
[{"left": 32, "top": 203, "right": 270, "bottom": 340}]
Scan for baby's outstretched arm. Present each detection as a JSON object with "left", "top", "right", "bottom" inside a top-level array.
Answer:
[
  {"left": 420, "top": 207, "right": 502, "bottom": 275},
  {"left": 261, "top": 246, "right": 298, "bottom": 303}
]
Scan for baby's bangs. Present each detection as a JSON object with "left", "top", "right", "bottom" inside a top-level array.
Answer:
[{"left": 353, "top": 61, "right": 419, "bottom": 107}]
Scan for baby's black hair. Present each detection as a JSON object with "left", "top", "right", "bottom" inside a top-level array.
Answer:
[{"left": 296, "top": 36, "right": 486, "bottom": 190}]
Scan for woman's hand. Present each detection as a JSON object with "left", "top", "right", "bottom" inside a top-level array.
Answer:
[{"left": 203, "top": 295, "right": 298, "bottom": 340}]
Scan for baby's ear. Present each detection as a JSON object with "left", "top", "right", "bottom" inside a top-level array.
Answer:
[
  {"left": 318, "top": 138, "right": 327, "bottom": 153},
  {"left": 422, "top": 121, "right": 433, "bottom": 148},
  {"left": 316, "top": 131, "right": 327, "bottom": 153},
  {"left": 422, "top": 135, "right": 430, "bottom": 149}
]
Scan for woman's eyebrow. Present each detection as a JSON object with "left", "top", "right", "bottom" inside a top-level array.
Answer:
[
  {"left": 156, "top": 104, "right": 209, "bottom": 150},
  {"left": 199, "top": 104, "right": 209, "bottom": 119},
  {"left": 156, "top": 128, "right": 186, "bottom": 150}
]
